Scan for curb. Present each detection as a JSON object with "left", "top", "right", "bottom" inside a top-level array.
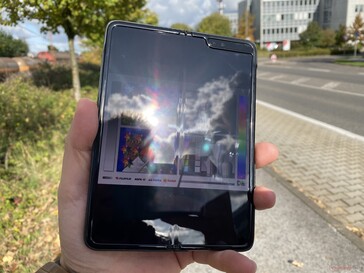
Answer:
[{"left": 263, "top": 166, "right": 364, "bottom": 252}]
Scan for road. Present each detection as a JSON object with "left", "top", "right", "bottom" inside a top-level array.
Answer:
[
  {"left": 182, "top": 170, "right": 364, "bottom": 273},
  {"left": 182, "top": 57, "right": 364, "bottom": 272},
  {"left": 256, "top": 57, "right": 364, "bottom": 136}
]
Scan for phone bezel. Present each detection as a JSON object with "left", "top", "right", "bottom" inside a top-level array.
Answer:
[{"left": 85, "top": 21, "right": 257, "bottom": 251}]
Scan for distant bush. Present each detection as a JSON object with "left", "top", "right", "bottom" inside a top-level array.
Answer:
[
  {"left": 0, "top": 77, "right": 75, "bottom": 167},
  {"left": 263, "top": 48, "right": 331, "bottom": 58},
  {"left": 32, "top": 62, "right": 73, "bottom": 91},
  {"left": 330, "top": 47, "right": 356, "bottom": 55},
  {"left": 258, "top": 48, "right": 330, "bottom": 58},
  {"left": 0, "top": 30, "right": 29, "bottom": 57},
  {"left": 31, "top": 62, "right": 100, "bottom": 91}
]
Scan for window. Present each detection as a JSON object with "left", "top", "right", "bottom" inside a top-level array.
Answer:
[
  {"left": 267, "top": 29, "right": 270, "bottom": 34},
  {"left": 263, "top": 29, "right": 266, "bottom": 34},
  {"left": 282, "top": 14, "right": 285, "bottom": 20},
  {"left": 355, "top": 5, "right": 364, "bottom": 13},
  {"left": 272, "top": 29, "right": 275, "bottom": 34},
  {"left": 294, "top": 27, "right": 298, "bottom": 33}
]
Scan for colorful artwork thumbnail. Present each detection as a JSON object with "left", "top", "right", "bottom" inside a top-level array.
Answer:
[{"left": 117, "top": 127, "right": 152, "bottom": 172}]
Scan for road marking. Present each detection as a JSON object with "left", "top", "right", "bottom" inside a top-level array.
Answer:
[
  {"left": 259, "top": 77, "right": 364, "bottom": 98},
  {"left": 321, "top": 81, "right": 340, "bottom": 89},
  {"left": 359, "top": 72, "right": 364, "bottom": 76},
  {"left": 307, "top": 68, "right": 331, "bottom": 73},
  {"left": 258, "top": 72, "right": 272, "bottom": 77},
  {"left": 269, "top": 74, "right": 285, "bottom": 80},
  {"left": 292, "top": 77, "right": 310, "bottom": 84},
  {"left": 257, "top": 100, "right": 364, "bottom": 143}
]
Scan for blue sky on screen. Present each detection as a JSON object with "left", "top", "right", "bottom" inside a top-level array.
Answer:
[{"left": 0, "top": 0, "right": 238, "bottom": 54}]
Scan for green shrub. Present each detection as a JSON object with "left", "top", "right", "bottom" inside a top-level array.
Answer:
[
  {"left": 31, "top": 62, "right": 100, "bottom": 91},
  {"left": 0, "top": 77, "right": 75, "bottom": 167},
  {"left": 31, "top": 62, "right": 73, "bottom": 91},
  {"left": 269, "top": 48, "right": 331, "bottom": 58},
  {"left": 330, "top": 47, "right": 356, "bottom": 55}
]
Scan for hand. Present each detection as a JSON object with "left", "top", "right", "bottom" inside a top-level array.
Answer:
[{"left": 58, "top": 99, "right": 279, "bottom": 273}]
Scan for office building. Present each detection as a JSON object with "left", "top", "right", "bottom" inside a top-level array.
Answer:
[
  {"left": 238, "top": 0, "right": 364, "bottom": 46},
  {"left": 225, "top": 12, "right": 239, "bottom": 34},
  {"left": 316, "top": 0, "right": 364, "bottom": 30}
]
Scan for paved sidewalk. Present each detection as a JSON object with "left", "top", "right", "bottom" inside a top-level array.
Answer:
[
  {"left": 255, "top": 101, "right": 364, "bottom": 239},
  {"left": 182, "top": 170, "right": 364, "bottom": 273}
]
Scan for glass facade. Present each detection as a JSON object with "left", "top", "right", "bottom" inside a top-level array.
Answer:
[{"left": 259, "top": 0, "right": 320, "bottom": 43}]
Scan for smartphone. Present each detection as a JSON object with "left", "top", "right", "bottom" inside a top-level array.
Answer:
[{"left": 85, "top": 21, "right": 257, "bottom": 251}]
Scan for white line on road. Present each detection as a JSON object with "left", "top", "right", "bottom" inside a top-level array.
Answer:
[
  {"left": 257, "top": 100, "right": 364, "bottom": 143},
  {"left": 292, "top": 77, "right": 310, "bottom": 84},
  {"left": 321, "top": 81, "right": 340, "bottom": 89},
  {"left": 307, "top": 68, "right": 331, "bottom": 73},
  {"left": 269, "top": 74, "right": 285, "bottom": 80},
  {"left": 359, "top": 72, "right": 364, "bottom": 76},
  {"left": 259, "top": 77, "right": 364, "bottom": 98},
  {"left": 258, "top": 72, "right": 272, "bottom": 77}
]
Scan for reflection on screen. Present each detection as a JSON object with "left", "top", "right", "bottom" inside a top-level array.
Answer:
[{"left": 98, "top": 26, "right": 252, "bottom": 191}]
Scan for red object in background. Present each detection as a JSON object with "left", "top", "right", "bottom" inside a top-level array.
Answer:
[{"left": 37, "top": 51, "right": 56, "bottom": 63}]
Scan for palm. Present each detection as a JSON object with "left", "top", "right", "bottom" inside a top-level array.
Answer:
[{"left": 59, "top": 174, "right": 185, "bottom": 273}]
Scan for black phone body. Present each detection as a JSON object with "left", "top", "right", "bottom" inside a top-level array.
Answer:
[{"left": 85, "top": 21, "right": 257, "bottom": 251}]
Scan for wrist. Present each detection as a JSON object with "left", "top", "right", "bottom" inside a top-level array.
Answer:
[{"left": 35, "top": 258, "right": 69, "bottom": 273}]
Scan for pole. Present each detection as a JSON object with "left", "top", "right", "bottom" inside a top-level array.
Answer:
[{"left": 217, "top": 0, "right": 224, "bottom": 15}]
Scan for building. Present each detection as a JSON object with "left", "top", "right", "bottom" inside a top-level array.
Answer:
[
  {"left": 243, "top": 0, "right": 320, "bottom": 46},
  {"left": 238, "top": 0, "right": 364, "bottom": 47},
  {"left": 316, "top": 0, "right": 364, "bottom": 31},
  {"left": 224, "top": 12, "right": 239, "bottom": 35}
]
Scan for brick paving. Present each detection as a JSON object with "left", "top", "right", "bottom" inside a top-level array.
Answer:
[{"left": 255, "top": 102, "right": 364, "bottom": 237}]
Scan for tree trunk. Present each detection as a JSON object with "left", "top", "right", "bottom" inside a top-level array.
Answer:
[{"left": 68, "top": 37, "right": 81, "bottom": 101}]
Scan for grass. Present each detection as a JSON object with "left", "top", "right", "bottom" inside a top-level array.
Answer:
[
  {"left": 0, "top": 134, "right": 63, "bottom": 272},
  {"left": 0, "top": 75, "right": 98, "bottom": 272},
  {"left": 335, "top": 59, "right": 364, "bottom": 67}
]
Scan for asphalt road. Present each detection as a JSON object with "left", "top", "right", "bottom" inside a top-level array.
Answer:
[
  {"left": 182, "top": 170, "right": 364, "bottom": 273},
  {"left": 256, "top": 57, "right": 364, "bottom": 136}
]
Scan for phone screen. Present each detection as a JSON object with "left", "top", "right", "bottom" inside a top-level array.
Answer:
[{"left": 86, "top": 22, "right": 256, "bottom": 250}]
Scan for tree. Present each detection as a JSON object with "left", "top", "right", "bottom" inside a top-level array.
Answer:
[
  {"left": 236, "top": 11, "right": 255, "bottom": 41},
  {"left": 299, "top": 21, "right": 322, "bottom": 48},
  {"left": 196, "top": 13, "right": 232, "bottom": 37},
  {"left": 47, "top": 45, "right": 59, "bottom": 52},
  {"left": 0, "top": 0, "right": 154, "bottom": 101},
  {"left": 0, "top": 30, "right": 28, "bottom": 57},
  {"left": 139, "top": 9, "right": 159, "bottom": 26},
  {"left": 347, "top": 14, "right": 364, "bottom": 56},
  {"left": 335, "top": 24, "right": 347, "bottom": 48},
  {"left": 320, "top": 29, "right": 336, "bottom": 48},
  {"left": 170, "top": 23, "right": 193, "bottom": 32}
]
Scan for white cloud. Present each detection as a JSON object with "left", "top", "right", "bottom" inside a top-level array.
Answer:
[
  {"left": 2, "top": 1, "right": 240, "bottom": 54},
  {"left": 147, "top": 0, "right": 239, "bottom": 28},
  {"left": 0, "top": 19, "right": 83, "bottom": 54}
]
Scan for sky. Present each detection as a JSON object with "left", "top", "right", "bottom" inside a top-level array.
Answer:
[{"left": 0, "top": 0, "right": 240, "bottom": 54}]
